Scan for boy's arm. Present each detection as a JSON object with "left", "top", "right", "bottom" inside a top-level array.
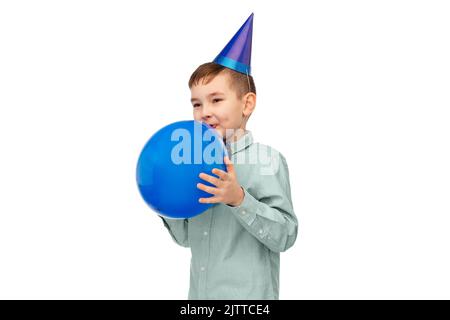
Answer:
[
  {"left": 159, "top": 216, "right": 190, "bottom": 248},
  {"left": 227, "top": 154, "right": 298, "bottom": 253}
]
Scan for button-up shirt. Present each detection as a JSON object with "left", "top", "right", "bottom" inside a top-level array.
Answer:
[{"left": 160, "top": 130, "right": 298, "bottom": 299}]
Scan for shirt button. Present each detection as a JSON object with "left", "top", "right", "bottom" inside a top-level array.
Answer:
[
  {"left": 203, "top": 231, "right": 208, "bottom": 236},
  {"left": 241, "top": 210, "right": 246, "bottom": 215},
  {"left": 259, "top": 229, "right": 263, "bottom": 234},
  {"left": 200, "top": 266, "right": 205, "bottom": 272}
]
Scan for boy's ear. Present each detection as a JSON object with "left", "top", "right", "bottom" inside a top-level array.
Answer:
[{"left": 243, "top": 92, "right": 256, "bottom": 117}]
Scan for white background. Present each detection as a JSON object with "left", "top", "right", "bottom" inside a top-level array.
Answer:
[{"left": 1, "top": 1, "right": 449, "bottom": 299}]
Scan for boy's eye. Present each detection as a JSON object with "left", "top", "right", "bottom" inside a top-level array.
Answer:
[
  {"left": 213, "top": 99, "right": 222, "bottom": 103},
  {"left": 193, "top": 104, "right": 200, "bottom": 108}
]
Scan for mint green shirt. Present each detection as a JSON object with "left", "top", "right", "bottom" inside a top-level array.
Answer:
[{"left": 160, "top": 130, "right": 298, "bottom": 299}]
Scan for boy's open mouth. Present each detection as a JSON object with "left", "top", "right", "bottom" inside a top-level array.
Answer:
[{"left": 208, "top": 123, "right": 218, "bottom": 129}]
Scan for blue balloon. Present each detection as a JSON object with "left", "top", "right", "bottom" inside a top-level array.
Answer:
[{"left": 136, "top": 120, "right": 228, "bottom": 219}]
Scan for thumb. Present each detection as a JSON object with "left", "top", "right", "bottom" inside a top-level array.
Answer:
[{"left": 224, "top": 156, "right": 235, "bottom": 175}]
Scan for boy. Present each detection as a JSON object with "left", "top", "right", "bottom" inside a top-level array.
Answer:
[{"left": 160, "top": 13, "right": 298, "bottom": 299}]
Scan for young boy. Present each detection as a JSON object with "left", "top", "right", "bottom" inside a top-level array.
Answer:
[{"left": 160, "top": 13, "right": 298, "bottom": 300}]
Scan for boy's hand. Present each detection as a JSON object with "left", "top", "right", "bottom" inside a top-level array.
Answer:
[{"left": 197, "top": 156, "right": 244, "bottom": 207}]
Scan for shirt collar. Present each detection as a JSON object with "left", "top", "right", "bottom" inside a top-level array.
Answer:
[{"left": 225, "top": 130, "right": 254, "bottom": 155}]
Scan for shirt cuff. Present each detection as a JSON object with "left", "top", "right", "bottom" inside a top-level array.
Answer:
[{"left": 226, "top": 187, "right": 258, "bottom": 225}]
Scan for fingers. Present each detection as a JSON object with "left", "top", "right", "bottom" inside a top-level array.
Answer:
[
  {"left": 199, "top": 172, "right": 221, "bottom": 186},
  {"left": 198, "top": 196, "right": 220, "bottom": 204},
  {"left": 211, "top": 168, "right": 228, "bottom": 180},
  {"left": 197, "top": 183, "right": 219, "bottom": 195}
]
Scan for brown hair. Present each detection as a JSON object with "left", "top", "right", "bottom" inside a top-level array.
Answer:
[{"left": 188, "top": 62, "right": 256, "bottom": 99}]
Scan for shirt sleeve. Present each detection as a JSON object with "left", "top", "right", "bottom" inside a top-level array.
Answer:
[
  {"left": 226, "top": 154, "right": 298, "bottom": 253},
  {"left": 159, "top": 216, "right": 190, "bottom": 248}
]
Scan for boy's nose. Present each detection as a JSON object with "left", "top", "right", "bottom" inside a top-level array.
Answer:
[{"left": 201, "top": 104, "right": 213, "bottom": 119}]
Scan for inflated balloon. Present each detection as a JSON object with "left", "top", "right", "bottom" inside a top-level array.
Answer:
[{"left": 136, "top": 120, "right": 228, "bottom": 219}]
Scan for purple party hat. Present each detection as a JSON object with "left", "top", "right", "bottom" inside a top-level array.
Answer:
[{"left": 213, "top": 13, "right": 254, "bottom": 76}]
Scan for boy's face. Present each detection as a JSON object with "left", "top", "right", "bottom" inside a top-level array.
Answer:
[{"left": 190, "top": 71, "right": 247, "bottom": 140}]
